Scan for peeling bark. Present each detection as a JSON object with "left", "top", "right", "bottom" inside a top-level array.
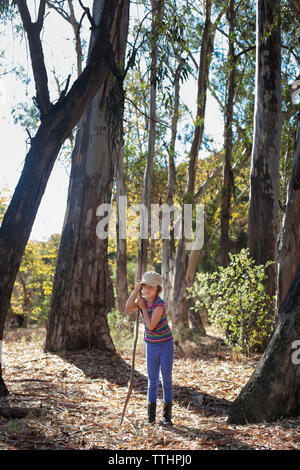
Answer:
[
  {"left": 247, "top": 0, "right": 281, "bottom": 299},
  {"left": 45, "top": 0, "right": 129, "bottom": 352},
  {"left": 277, "top": 122, "right": 300, "bottom": 311},
  {"left": 220, "top": 0, "right": 235, "bottom": 268},
  {"left": 162, "top": 59, "right": 182, "bottom": 316},
  {"left": 116, "top": 149, "right": 129, "bottom": 315}
]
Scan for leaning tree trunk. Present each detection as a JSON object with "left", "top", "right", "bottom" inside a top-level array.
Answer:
[
  {"left": 227, "top": 261, "right": 300, "bottom": 424},
  {"left": 277, "top": 122, "right": 300, "bottom": 311},
  {"left": 45, "top": 0, "right": 129, "bottom": 352},
  {"left": 0, "top": 0, "right": 123, "bottom": 395},
  {"left": 247, "top": 0, "right": 281, "bottom": 300}
]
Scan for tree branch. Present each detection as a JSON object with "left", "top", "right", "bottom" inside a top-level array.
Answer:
[
  {"left": 78, "top": 0, "right": 96, "bottom": 31},
  {"left": 46, "top": 1, "right": 71, "bottom": 24},
  {"left": 16, "top": 0, "right": 52, "bottom": 118},
  {"left": 37, "top": 0, "right": 47, "bottom": 29},
  {"left": 52, "top": 0, "right": 125, "bottom": 136}
]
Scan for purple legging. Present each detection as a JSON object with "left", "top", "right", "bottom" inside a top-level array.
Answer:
[{"left": 146, "top": 340, "right": 174, "bottom": 403}]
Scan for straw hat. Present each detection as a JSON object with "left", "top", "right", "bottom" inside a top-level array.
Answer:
[{"left": 141, "top": 271, "right": 162, "bottom": 287}]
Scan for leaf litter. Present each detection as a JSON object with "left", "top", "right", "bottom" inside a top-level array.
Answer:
[{"left": 0, "top": 326, "right": 299, "bottom": 450}]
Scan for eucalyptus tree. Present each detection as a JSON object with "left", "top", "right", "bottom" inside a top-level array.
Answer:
[
  {"left": 219, "top": 0, "right": 235, "bottom": 267},
  {"left": 207, "top": 0, "right": 256, "bottom": 267},
  {"left": 247, "top": 0, "right": 281, "bottom": 301},
  {"left": 276, "top": 1, "right": 300, "bottom": 312},
  {"left": 136, "top": 0, "right": 164, "bottom": 279},
  {"left": 171, "top": 0, "right": 227, "bottom": 333},
  {"left": 277, "top": 115, "right": 300, "bottom": 310},
  {"left": 150, "top": 0, "right": 202, "bottom": 315},
  {"left": 123, "top": 0, "right": 190, "bottom": 286},
  {"left": 46, "top": 0, "right": 130, "bottom": 352},
  {"left": 0, "top": 0, "right": 126, "bottom": 396},
  {"left": 227, "top": 0, "right": 300, "bottom": 426},
  {"left": 122, "top": 0, "right": 219, "bottom": 334}
]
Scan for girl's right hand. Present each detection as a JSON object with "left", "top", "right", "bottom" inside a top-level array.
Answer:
[{"left": 134, "top": 280, "right": 142, "bottom": 293}]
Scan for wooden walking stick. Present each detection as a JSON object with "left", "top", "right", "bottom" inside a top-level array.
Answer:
[{"left": 120, "top": 306, "right": 140, "bottom": 426}]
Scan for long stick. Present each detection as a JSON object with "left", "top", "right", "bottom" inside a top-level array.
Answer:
[{"left": 120, "top": 307, "right": 140, "bottom": 426}]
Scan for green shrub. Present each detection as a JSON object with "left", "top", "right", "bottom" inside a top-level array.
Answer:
[{"left": 187, "top": 248, "right": 275, "bottom": 354}]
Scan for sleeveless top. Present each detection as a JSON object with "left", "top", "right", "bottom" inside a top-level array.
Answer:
[{"left": 142, "top": 296, "right": 173, "bottom": 344}]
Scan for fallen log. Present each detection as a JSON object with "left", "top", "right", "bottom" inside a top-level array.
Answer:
[{"left": 0, "top": 406, "right": 44, "bottom": 419}]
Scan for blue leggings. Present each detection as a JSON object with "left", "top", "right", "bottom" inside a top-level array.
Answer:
[{"left": 146, "top": 340, "right": 174, "bottom": 403}]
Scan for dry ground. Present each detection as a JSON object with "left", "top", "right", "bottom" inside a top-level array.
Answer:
[{"left": 0, "top": 326, "right": 299, "bottom": 451}]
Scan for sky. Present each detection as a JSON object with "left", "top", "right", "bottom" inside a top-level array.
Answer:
[{"left": 0, "top": 1, "right": 224, "bottom": 242}]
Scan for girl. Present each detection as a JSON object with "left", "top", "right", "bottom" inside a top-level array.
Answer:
[{"left": 125, "top": 271, "right": 174, "bottom": 425}]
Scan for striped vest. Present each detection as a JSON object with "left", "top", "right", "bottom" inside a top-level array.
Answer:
[{"left": 142, "top": 296, "right": 173, "bottom": 344}]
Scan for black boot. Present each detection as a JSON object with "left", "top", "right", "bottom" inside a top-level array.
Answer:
[
  {"left": 148, "top": 402, "right": 156, "bottom": 423},
  {"left": 161, "top": 402, "right": 173, "bottom": 426}
]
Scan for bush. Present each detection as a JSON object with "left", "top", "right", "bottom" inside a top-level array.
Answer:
[{"left": 187, "top": 248, "right": 275, "bottom": 354}]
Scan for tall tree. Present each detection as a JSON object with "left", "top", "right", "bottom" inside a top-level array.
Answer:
[
  {"left": 161, "top": 54, "right": 183, "bottom": 315},
  {"left": 0, "top": 0, "right": 125, "bottom": 396},
  {"left": 171, "top": 0, "right": 225, "bottom": 332},
  {"left": 275, "top": 1, "right": 300, "bottom": 310},
  {"left": 45, "top": 0, "right": 130, "bottom": 352},
  {"left": 137, "top": 0, "right": 163, "bottom": 280},
  {"left": 226, "top": 0, "right": 300, "bottom": 426},
  {"left": 247, "top": 0, "right": 281, "bottom": 300},
  {"left": 219, "top": 0, "right": 236, "bottom": 267},
  {"left": 154, "top": 0, "right": 192, "bottom": 315}
]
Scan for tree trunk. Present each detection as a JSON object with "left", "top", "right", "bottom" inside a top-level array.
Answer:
[
  {"left": 171, "top": 0, "right": 217, "bottom": 332},
  {"left": 137, "top": 0, "right": 163, "bottom": 279},
  {"left": 220, "top": 0, "right": 235, "bottom": 268},
  {"left": 162, "top": 61, "right": 182, "bottom": 316},
  {"left": 0, "top": 0, "right": 124, "bottom": 395},
  {"left": 0, "top": 339, "right": 8, "bottom": 396},
  {"left": 247, "top": 0, "right": 281, "bottom": 300},
  {"left": 17, "top": 272, "right": 30, "bottom": 328},
  {"left": 116, "top": 149, "right": 129, "bottom": 315},
  {"left": 227, "top": 261, "right": 300, "bottom": 424},
  {"left": 45, "top": 0, "right": 129, "bottom": 352},
  {"left": 276, "top": 122, "right": 300, "bottom": 312}
]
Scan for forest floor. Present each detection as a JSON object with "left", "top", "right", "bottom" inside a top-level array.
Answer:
[{"left": 0, "top": 326, "right": 300, "bottom": 452}]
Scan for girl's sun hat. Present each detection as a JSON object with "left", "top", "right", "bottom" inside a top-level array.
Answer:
[{"left": 141, "top": 271, "right": 162, "bottom": 287}]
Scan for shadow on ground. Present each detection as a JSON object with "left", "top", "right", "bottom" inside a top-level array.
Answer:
[
  {"left": 51, "top": 348, "right": 257, "bottom": 449},
  {"left": 56, "top": 348, "right": 231, "bottom": 418}
]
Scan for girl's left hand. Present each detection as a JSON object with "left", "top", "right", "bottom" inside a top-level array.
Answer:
[{"left": 135, "top": 297, "right": 146, "bottom": 311}]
